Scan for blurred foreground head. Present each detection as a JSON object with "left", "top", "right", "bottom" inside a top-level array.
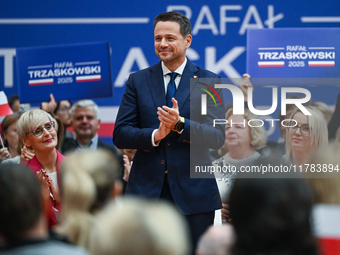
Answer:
[
  {"left": 229, "top": 177, "right": 316, "bottom": 255},
  {"left": 306, "top": 142, "right": 340, "bottom": 205},
  {"left": 196, "top": 225, "right": 235, "bottom": 255},
  {"left": 59, "top": 149, "right": 122, "bottom": 248},
  {"left": 89, "top": 198, "right": 190, "bottom": 255},
  {"left": 0, "top": 164, "right": 43, "bottom": 244}
]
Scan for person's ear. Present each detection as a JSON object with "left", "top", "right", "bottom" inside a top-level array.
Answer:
[
  {"left": 21, "top": 137, "right": 32, "bottom": 148},
  {"left": 3, "top": 131, "right": 7, "bottom": 141},
  {"left": 185, "top": 34, "right": 192, "bottom": 49}
]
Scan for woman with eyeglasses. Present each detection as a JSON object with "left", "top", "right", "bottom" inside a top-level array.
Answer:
[
  {"left": 17, "top": 109, "right": 64, "bottom": 226},
  {"left": 284, "top": 106, "right": 328, "bottom": 166},
  {"left": 54, "top": 100, "right": 72, "bottom": 140}
]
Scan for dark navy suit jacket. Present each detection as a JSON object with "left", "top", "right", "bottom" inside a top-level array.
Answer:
[{"left": 113, "top": 60, "right": 225, "bottom": 215}]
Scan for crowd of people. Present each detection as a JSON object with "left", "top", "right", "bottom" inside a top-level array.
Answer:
[{"left": 0, "top": 11, "right": 339, "bottom": 255}]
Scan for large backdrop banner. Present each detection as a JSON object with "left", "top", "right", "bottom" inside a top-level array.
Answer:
[{"left": 1, "top": 0, "right": 340, "bottom": 142}]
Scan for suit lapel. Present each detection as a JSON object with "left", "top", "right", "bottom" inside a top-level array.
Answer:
[
  {"left": 176, "top": 60, "right": 199, "bottom": 111},
  {"left": 147, "top": 62, "right": 166, "bottom": 108},
  {"left": 147, "top": 60, "right": 200, "bottom": 110}
]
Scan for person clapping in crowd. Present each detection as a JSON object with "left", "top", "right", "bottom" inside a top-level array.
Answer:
[{"left": 17, "top": 109, "right": 64, "bottom": 226}]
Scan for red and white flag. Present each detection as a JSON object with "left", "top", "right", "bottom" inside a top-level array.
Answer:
[
  {"left": 0, "top": 92, "right": 13, "bottom": 117},
  {"left": 313, "top": 204, "right": 340, "bottom": 255}
]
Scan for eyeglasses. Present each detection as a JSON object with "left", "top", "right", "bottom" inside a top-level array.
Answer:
[
  {"left": 58, "top": 107, "right": 71, "bottom": 113},
  {"left": 27, "top": 121, "right": 55, "bottom": 137},
  {"left": 288, "top": 123, "right": 311, "bottom": 135}
]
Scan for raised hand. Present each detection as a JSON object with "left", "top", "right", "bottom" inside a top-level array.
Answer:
[
  {"left": 239, "top": 73, "right": 252, "bottom": 102},
  {"left": 123, "top": 154, "right": 133, "bottom": 181},
  {"left": 157, "top": 98, "right": 180, "bottom": 129},
  {"left": 41, "top": 93, "right": 57, "bottom": 112},
  {"left": 222, "top": 203, "right": 232, "bottom": 223},
  {"left": 20, "top": 146, "right": 35, "bottom": 163},
  {"left": 0, "top": 147, "right": 11, "bottom": 161}
]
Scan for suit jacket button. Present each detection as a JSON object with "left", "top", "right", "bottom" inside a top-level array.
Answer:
[
  {"left": 160, "top": 160, "right": 165, "bottom": 164},
  {"left": 166, "top": 143, "right": 170, "bottom": 147}
]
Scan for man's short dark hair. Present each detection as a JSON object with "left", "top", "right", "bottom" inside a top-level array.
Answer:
[
  {"left": 153, "top": 12, "right": 191, "bottom": 38},
  {"left": 0, "top": 164, "right": 42, "bottom": 241}
]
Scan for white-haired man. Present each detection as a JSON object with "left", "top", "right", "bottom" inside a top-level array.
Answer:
[{"left": 61, "top": 100, "right": 120, "bottom": 157}]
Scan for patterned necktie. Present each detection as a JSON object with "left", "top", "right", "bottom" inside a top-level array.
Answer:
[{"left": 166, "top": 72, "right": 178, "bottom": 107}]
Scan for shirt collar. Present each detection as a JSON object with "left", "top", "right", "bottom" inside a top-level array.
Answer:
[
  {"left": 75, "top": 134, "right": 98, "bottom": 150},
  {"left": 23, "top": 149, "right": 65, "bottom": 174},
  {"left": 161, "top": 57, "right": 187, "bottom": 76}
]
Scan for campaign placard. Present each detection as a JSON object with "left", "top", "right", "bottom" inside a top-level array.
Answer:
[
  {"left": 16, "top": 41, "right": 113, "bottom": 103},
  {"left": 246, "top": 28, "right": 340, "bottom": 85}
]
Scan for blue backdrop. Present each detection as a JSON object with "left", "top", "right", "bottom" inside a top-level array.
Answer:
[{"left": 1, "top": 0, "right": 340, "bottom": 142}]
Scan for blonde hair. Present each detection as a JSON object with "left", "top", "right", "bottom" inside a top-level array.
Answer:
[
  {"left": 313, "top": 101, "right": 333, "bottom": 124},
  {"left": 285, "top": 106, "right": 328, "bottom": 162},
  {"left": 89, "top": 198, "right": 190, "bottom": 255},
  {"left": 225, "top": 108, "right": 267, "bottom": 150},
  {"left": 16, "top": 109, "right": 53, "bottom": 138},
  {"left": 306, "top": 142, "right": 340, "bottom": 205},
  {"left": 46, "top": 112, "right": 64, "bottom": 152},
  {"left": 59, "top": 149, "right": 120, "bottom": 248}
]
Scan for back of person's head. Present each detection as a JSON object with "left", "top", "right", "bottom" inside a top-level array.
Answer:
[
  {"left": 196, "top": 225, "right": 235, "bottom": 255},
  {"left": 89, "top": 198, "right": 190, "bottom": 255},
  {"left": 306, "top": 142, "right": 340, "bottom": 205},
  {"left": 313, "top": 101, "right": 333, "bottom": 124},
  {"left": 0, "top": 164, "right": 43, "bottom": 242},
  {"left": 229, "top": 175, "right": 316, "bottom": 255},
  {"left": 59, "top": 149, "right": 121, "bottom": 248}
]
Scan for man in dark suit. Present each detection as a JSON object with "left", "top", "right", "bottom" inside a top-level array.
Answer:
[{"left": 112, "top": 12, "right": 225, "bottom": 250}]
